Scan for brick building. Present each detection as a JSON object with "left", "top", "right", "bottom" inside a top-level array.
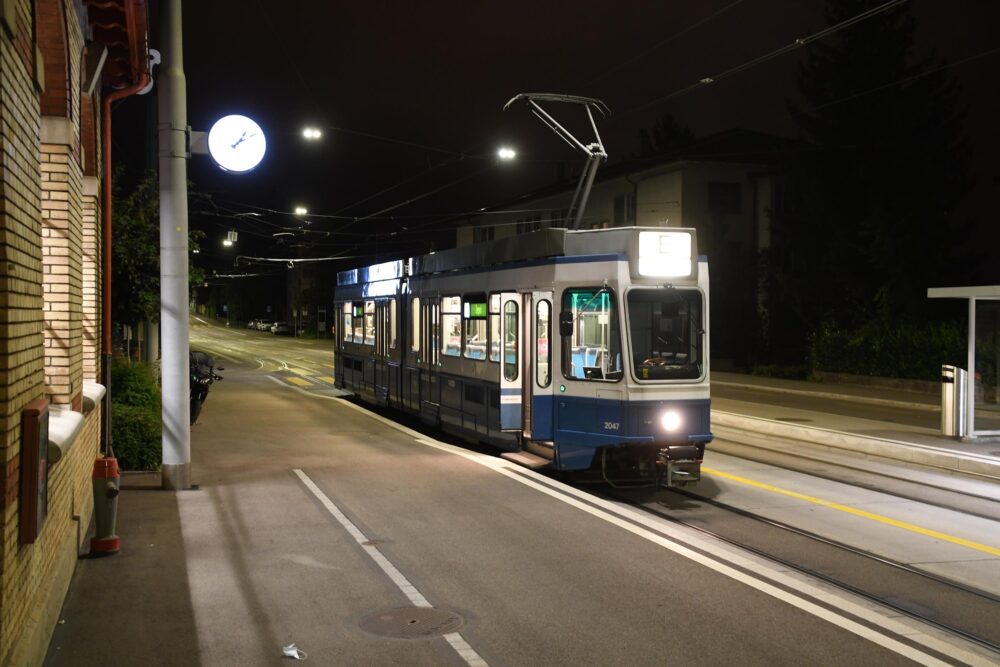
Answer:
[{"left": 0, "top": 1, "right": 148, "bottom": 664}]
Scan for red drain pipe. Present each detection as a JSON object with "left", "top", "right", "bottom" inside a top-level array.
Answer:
[{"left": 100, "top": 69, "right": 149, "bottom": 456}]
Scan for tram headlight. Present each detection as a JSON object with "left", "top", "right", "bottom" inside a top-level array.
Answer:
[{"left": 660, "top": 411, "right": 682, "bottom": 432}]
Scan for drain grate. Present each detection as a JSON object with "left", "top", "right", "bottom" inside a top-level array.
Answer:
[{"left": 359, "top": 607, "right": 464, "bottom": 639}]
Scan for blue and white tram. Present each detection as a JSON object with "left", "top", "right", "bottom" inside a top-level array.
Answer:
[{"left": 334, "top": 226, "right": 711, "bottom": 486}]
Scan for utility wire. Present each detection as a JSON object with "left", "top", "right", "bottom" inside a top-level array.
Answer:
[
  {"left": 812, "top": 44, "right": 1000, "bottom": 112},
  {"left": 583, "top": 0, "right": 750, "bottom": 86},
  {"left": 621, "top": 0, "right": 910, "bottom": 119}
]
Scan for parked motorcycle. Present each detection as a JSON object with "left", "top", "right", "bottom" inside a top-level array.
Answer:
[{"left": 190, "top": 351, "right": 223, "bottom": 424}]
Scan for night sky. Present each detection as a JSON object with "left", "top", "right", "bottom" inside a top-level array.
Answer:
[{"left": 113, "top": 0, "right": 1000, "bottom": 273}]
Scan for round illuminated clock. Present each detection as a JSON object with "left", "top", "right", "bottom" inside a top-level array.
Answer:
[{"left": 207, "top": 114, "right": 266, "bottom": 172}]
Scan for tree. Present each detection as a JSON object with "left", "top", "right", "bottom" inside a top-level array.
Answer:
[
  {"left": 112, "top": 168, "right": 205, "bottom": 330},
  {"left": 112, "top": 168, "right": 160, "bottom": 329},
  {"left": 765, "top": 0, "right": 969, "bottom": 357},
  {"left": 639, "top": 114, "right": 694, "bottom": 157}
]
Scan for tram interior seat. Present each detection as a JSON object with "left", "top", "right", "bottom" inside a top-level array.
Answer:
[{"left": 571, "top": 346, "right": 608, "bottom": 379}]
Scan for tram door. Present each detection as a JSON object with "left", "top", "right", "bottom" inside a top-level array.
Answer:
[
  {"left": 499, "top": 291, "right": 553, "bottom": 437},
  {"left": 499, "top": 293, "right": 522, "bottom": 431},
  {"left": 420, "top": 297, "right": 441, "bottom": 422}
]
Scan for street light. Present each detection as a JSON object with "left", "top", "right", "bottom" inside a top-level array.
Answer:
[
  {"left": 294, "top": 206, "right": 308, "bottom": 216},
  {"left": 497, "top": 146, "right": 517, "bottom": 161},
  {"left": 302, "top": 127, "right": 322, "bottom": 140}
]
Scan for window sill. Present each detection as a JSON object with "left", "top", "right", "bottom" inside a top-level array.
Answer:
[
  {"left": 82, "top": 381, "right": 106, "bottom": 415},
  {"left": 48, "top": 406, "right": 84, "bottom": 465}
]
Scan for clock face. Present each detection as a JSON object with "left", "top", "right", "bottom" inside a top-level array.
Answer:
[{"left": 207, "top": 115, "right": 266, "bottom": 172}]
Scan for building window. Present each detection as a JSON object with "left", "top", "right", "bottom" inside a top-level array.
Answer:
[
  {"left": 516, "top": 216, "right": 542, "bottom": 234},
  {"left": 613, "top": 193, "right": 636, "bottom": 226},
  {"left": 474, "top": 226, "right": 496, "bottom": 243},
  {"left": 708, "top": 182, "right": 742, "bottom": 215}
]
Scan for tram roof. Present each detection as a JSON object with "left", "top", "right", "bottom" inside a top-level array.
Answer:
[{"left": 337, "top": 226, "right": 698, "bottom": 286}]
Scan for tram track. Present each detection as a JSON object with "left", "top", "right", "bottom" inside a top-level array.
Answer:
[{"left": 599, "top": 484, "right": 1000, "bottom": 657}]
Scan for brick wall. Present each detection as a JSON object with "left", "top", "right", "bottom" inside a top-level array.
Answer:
[
  {"left": 0, "top": 0, "right": 105, "bottom": 664},
  {"left": 40, "top": 123, "right": 84, "bottom": 406},
  {"left": 81, "top": 177, "right": 99, "bottom": 381}
]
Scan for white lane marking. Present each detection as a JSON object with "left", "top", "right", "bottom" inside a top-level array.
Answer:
[
  {"left": 292, "top": 469, "right": 489, "bottom": 667},
  {"left": 269, "top": 378, "right": 984, "bottom": 666}
]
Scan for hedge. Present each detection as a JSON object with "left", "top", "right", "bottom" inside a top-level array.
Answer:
[
  {"left": 110, "top": 359, "right": 162, "bottom": 471},
  {"left": 809, "top": 319, "right": 965, "bottom": 382}
]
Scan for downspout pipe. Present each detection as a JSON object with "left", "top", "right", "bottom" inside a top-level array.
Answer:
[{"left": 100, "top": 72, "right": 150, "bottom": 456}]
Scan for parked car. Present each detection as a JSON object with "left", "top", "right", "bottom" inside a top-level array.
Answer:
[
  {"left": 255, "top": 319, "right": 273, "bottom": 331},
  {"left": 247, "top": 319, "right": 258, "bottom": 329},
  {"left": 271, "top": 321, "right": 291, "bottom": 335}
]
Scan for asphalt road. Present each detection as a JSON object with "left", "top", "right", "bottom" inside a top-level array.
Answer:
[{"left": 62, "top": 318, "right": 982, "bottom": 665}]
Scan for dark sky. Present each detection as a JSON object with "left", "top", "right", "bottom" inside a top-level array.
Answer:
[{"left": 121, "top": 0, "right": 1000, "bottom": 268}]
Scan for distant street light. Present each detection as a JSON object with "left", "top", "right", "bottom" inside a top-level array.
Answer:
[
  {"left": 302, "top": 127, "right": 323, "bottom": 140},
  {"left": 497, "top": 146, "right": 517, "bottom": 161},
  {"left": 294, "top": 206, "right": 308, "bottom": 216}
]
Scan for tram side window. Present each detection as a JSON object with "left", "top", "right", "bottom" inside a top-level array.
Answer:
[
  {"left": 388, "top": 298, "right": 397, "bottom": 350},
  {"left": 364, "top": 301, "right": 375, "bottom": 345},
  {"left": 343, "top": 303, "right": 354, "bottom": 343},
  {"left": 560, "top": 287, "right": 622, "bottom": 382},
  {"left": 441, "top": 296, "right": 462, "bottom": 357},
  {"left": 463, "top": 295, "right": 487, "bottom": 361},
  {"left": 411, "top": 297, "right": 421, "bottom": 354},
  {"left": 352, "top": 303, "right": 364, "bottom": 343},
  {"left": 536, "top": 300, "right": 551, "bottom": 388},
  {"left": 504, "top": 300, "right": 518, "bottom": 381},
  {"left": 488, "top": 293, "right": 501, "bottom": 362}
]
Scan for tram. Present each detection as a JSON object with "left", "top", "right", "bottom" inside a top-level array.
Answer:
[{"left": 334, "top": 226, "right": 711, "bottom": 486}]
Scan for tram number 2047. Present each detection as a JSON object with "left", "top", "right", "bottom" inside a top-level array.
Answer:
[{"left": 603, "top": 421, "right": 621, "bottom": 431}]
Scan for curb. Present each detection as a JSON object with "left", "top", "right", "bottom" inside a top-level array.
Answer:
[
  {"left": 712, "top": 380, "right": 939, "bottom": 413},
  {"left": 712, "top": 410, "right": 1000, "bottom": 482}
]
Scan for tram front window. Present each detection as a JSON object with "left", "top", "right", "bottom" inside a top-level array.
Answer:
[{"left": 628, "top": 288, "right": 703, "bottom": 381}]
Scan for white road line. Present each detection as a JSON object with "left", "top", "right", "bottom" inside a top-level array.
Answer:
[
  {"left": 292, "top": 469, "right": 489, "bottom": 667},
  {"left": 270, "top": 378, "right": 989, "bottom": 666}
]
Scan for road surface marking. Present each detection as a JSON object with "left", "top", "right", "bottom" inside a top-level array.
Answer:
[
  {"left": 702, "top": 467, "right": 1000, "bottom": 557},
  {"left": 285, "top": 376, "right": 313, "bottom": 388},
  {"left": 292, "top": 469, "right": 489, "bottom": 667},
  {"left": 268, "top": 379, "right": 989, "bottom": 665}
]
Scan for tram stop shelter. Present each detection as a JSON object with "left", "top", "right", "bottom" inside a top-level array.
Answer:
[{"left": 928, "top": 285, "right": 1000, "bottom": 439}]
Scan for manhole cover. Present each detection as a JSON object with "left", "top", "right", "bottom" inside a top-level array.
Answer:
[
  {"left": 775, "top": 417, "right": 813, "bottom": 423},
  {"left": 359, "top": 607, "right": 463, "bottom": 639}
]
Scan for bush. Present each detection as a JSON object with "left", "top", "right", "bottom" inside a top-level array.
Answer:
[
  {"left": 110, "top": 403, "right": 162, "bottom": 471},
  {"left": 810, "top": 319, "right": 965, "bottom": 381},
  {"left": 110, "top": 358, "right": 160, "bottom": 409},
  {"left": 110, "top": 359, "right": 162, "bottom": 471}
]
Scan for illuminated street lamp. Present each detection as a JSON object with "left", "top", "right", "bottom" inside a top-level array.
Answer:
[
  {"left": 223, "top": 230, "right": 237, "bottom": 247},
  {"left": 497, "top": 146, "right": 517, "bottom": 161},
  {"left": 294, "top": 206, "right": 308, "bottom": 216},
  {"left": 302, "top": 127, "right": 323, "bottom": 140}
]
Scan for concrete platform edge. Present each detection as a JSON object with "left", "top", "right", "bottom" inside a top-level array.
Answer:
[
  {"left": 712, "top": 411, "right": 1000, "bottom": 482},
  {"left": 712, "top": 380, "right": 938, "bottom": 412}
]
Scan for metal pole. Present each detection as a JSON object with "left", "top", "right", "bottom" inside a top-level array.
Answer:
[
  {"left": 159, "top": 0, "right": 191, "bottom": 489},
  {"left": 968, "top": 297, "right": 976, "bottom": 437}
]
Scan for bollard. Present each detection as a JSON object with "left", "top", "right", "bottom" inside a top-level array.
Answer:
[{"left": 90, "top": 457, "right": 121, "bottom": 555}]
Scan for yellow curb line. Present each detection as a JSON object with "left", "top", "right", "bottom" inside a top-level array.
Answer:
[{"left": 702, "top": 467, "right": 1000, "bottom": 557}]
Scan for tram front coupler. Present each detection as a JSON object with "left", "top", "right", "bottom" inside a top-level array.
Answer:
[{"left": 657, "top": 445, "right": 702, "bottom": 487}]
